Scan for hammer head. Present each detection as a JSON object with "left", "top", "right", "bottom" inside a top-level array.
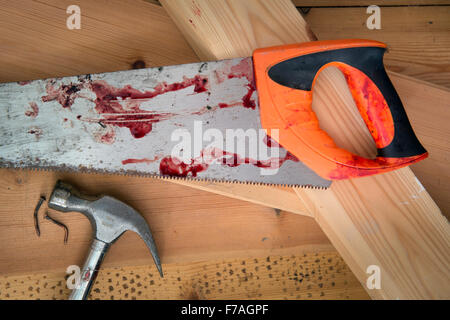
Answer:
[{"left": 48, "top": 180, "right": 163, "bottom": 277}]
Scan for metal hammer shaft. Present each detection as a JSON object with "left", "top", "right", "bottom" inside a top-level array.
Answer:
[
  {"left": 48, "top": 180, "right": 163, "bottom": 300},
  {"left": 70, "top": 239, "right": 109, "bottom": 300}
]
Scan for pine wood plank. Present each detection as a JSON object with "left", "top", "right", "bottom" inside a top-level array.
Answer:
[
  {"left": 0, "top": 0, "right": 332, "bottom": 278},
  {"left": 0, "top": 252, "right": 369, "bottom": 300},
  {"left": 146, "top": 0, "right": 450, "bottom": 8},
  {"left": 163, "top": 71, "right": 450, "bottom": 218},
  {"left": 0, "top": 0, "right": 448, "bottom": 300},
  {"left": 292, "top": 0, "right": 450, "bottom": 6},
  {"left": 0, "top": 169, "right": 332, "bottom": 276},
  {"left": 0, "top": 0, "right": 311, "bottom": 217},
  {"left": 296, "top": 168, "right": 449, "bottom": 299},
  {"left": 160, "top": 0, "right": 450, "bottom": 299},
  {"left": 304, "top": 6, "right": 450, "bottom": 87},
  {"left": 0, "top": 0, "right": 198, "bottom": 83},
  {"left": 391, "top": 74, "right": 450, "bottom": 216},
  {"left": 168, "top": 180, "right": 312, "bottom": 216},
  {"left": 0, "top": 0, "right": 448, "bottom": 216}
]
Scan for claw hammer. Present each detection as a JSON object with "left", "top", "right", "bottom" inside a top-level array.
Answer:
[{"left": 48, "top": 180, "right": 163, "bottom": 300}]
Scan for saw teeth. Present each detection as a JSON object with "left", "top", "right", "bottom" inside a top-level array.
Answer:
[{"left": 0, "top": 162, "right": 329, "bottom": 189}]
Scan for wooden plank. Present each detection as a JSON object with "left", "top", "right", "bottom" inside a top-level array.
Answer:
[
  {"left": 391, "top": 74, "right": 450, "bottom": 216},
  {"left": 168, "top": 180, "right": 312, "bottom": 216},
  {"left": 145, "top": 0, "right": 450, "bottom": 7},
  {"left": 171, "top": 73, "right": 450, "bottom": 217},
  {"left": 0, "top": 0, "right": 311, "bottom": 217},
  {"left": 0, "top": 1, "right": 448, "bottom": 216},
  {"left": 0, "top": 0, "right": 334, "bottom": 278},
  {"left": 154, "top": 0, "right": 450, "bottom": 216},
  {"left": 0, "top": 168, "right": 332, "bottom": 276},
  {"left": 0, "top": 251, "right": 369, "bottom": 300},
  {"left": 160, "top": 0, "right": 450, "bottom": 299},
  {"left": 0, "top": 0, "right": 198, "bottom": 83},
  {"left": 304, "top": 6, "right": 450, "bottom": 87},
  {"left": 0, "top": 0, "right": 447, "bottom": 299},
  {"left": 296, "top": 168, "right": 449, "bottom": 299},
  {"left": 292, "top": 1, "right": 450, "bottom": 6}
]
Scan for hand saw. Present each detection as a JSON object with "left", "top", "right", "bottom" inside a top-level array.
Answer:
[{"left": 0, "top": 39, "right": 427, "bottom": 188}]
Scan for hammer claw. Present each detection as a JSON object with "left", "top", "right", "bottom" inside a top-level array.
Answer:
[
  {"left": 48, "top": 180, "right": 163, "bottom": 299},
  {"left": 138, "top": 226, "right": 164, "bottom": 278}
]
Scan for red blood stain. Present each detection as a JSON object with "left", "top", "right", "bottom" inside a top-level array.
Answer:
[
  {"left": 242, "top": 83, "right": 256, "bottom": 109},
  {"left": 215, "top": 83, "right": 256, "bottom": 110},
  {"left": 338, "top": 63, "right": 394, "bottom": 149},
  {"left": 216, "top": 59, "right": 257, "bottom": 110},
  {"left": 158, "top": 146, "right": 299, "bottom": 177},
  {"left": 214, "top": 148, "right": 298, "bottom": 169},
  {"left": 89, "top": 81, "right": 172, "bottom": 139},
  {"left": 190, "top": 105, "right": 218, "bottom": 115},
  {"left": 89, "top": 76, "right": 208, "bottom": 138},
  {"left": 18, "top": 81, "right": 31, "bottom": 86},
  {"left": 25, "top": 102, "right": 39, "bottom": 118},
  {"left": 217, "top": 101, "right": 246, "bottom": 109},
  {"left": 192, "top": 1, "right": 201, "bottom": 16},
  {"left": 100, "top": 132, "right": 115, "bottom": 144},
  {"left": 93, "top": 127, "right": 116, "bottom": 144},
  {"left": 262, "top": 134, "right": 300, "bottom": 163},
  {"left": 159, "top": 156, "right": 208, "bottom": 177},
  {"left": 263, "top": 135, "right": 280, "bottom": 148},
  {"left": 228, "top": 59, "right": 254, "bottom": 83},
  {"left": 41, "top": 75, "right": 209, "bottom": 139},
  {"left": 28, "top": 127, "right": 43, "bottom": 139},
  {"left": 90, "top": 75, "right": 208, "bottom": 104},
  {"left": 122, "top": 156, "right": 160, "bottom": 165},
  {"left": 42, "top": 80, "right": 84, "bottom": 109},
  {"left": 327, "top": 153, "right": 426, "bottom": 180},
  {"left": 83, "top": 269, "right": 91, "bottom": 281}
]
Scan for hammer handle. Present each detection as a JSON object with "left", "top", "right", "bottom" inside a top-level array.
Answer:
[{"left": 70, "top": 239, "right": 109, "bottom": 300}]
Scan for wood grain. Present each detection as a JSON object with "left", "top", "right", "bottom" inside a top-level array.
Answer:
[
  {"left": 161, "top": 0, "right": 450, "bottom": 299},
  {"left": 0, "top": 0, "right": 198, "bottom": 83},
  {"left": 304, "top": 6, "right": 450, "bottom": 87},
  {"left": 0, "top": 0, "right": 332, "bottom": 279},
  {"left": 147, "top": 1, "right": 450, "bottom": 8},
  {"left": 0, "top": 168, "right": 332, "bottom": 276},
  {"left": 168, "top": 180, "right": 312, "bottom": 216},
  {"left": 0, "top": 0, "right": 448, "bottom": 215},
  {"left": 296, "top": 169, "right": 449, "bottom": 299},
  {"left": 391, "top": 74, "right": 450, "bottom": 216},
  {"left": 0, "top": 252, "right": 369, "bottom": 300},
  {"left": 156, "top": 0, "right": 450, "bottom": 215},
  {"left": 0, "top": 0, "right": 448, "bottom": 300},
  {"left": 292, "top": 0, "right": 450, "bottom": 6},
  {"left": 157, "top": 71, "right": 450, "bottom": 217}
]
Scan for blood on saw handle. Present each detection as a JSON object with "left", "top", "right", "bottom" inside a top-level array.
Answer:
[{"left": 253, "top": 39, "right": 428, "bottom": 180}]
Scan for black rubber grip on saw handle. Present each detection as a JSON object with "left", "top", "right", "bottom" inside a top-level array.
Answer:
[{"left": 268, "top": 45, "right": 427, "bottom": 159}]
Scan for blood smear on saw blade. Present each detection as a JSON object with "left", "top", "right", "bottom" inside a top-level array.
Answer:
[{"left": 0, "top": 58, "right": 330, "bottom": 187}]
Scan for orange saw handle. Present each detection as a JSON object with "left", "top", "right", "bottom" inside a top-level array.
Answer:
[{"left": 253, "top": 39, "right": 428, "bottom": 180}]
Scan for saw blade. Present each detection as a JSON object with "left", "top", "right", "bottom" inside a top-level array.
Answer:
[{"left": 0, "top": 58, "right": 330, "bottom": 188}]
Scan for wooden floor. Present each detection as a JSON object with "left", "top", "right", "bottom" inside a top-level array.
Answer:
[{"left": 0, "top": 0, "right": 448, "bottom": 299}]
